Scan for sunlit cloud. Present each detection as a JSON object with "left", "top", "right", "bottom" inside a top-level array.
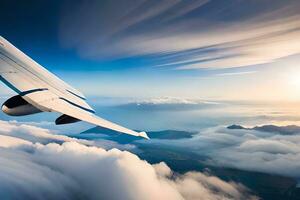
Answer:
[{"left": 0, "top": 120, "right": 92, "bottom": 145}]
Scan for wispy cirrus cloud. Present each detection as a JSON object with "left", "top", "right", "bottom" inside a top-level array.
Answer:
[{"left": 60, "top": 0, "right": 300, "bottom": 70}]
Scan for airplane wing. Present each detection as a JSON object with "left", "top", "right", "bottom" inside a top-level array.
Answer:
[{"left": 0, "top": 36, "right": 149, "bottom": 139}]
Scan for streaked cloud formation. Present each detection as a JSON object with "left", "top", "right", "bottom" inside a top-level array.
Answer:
[
  {"left": 0, "top": 120, "right": 256, "bottom": 200},
  {"left": 60, "top": 0, "right": 300, "bottom": 69}
]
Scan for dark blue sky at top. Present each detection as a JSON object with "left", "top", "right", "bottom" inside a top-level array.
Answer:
[
  {"left": 0, "top": 0, "right": 159, "bottom": 73},
  {"left": 0, "top": 0, "right": 186, "bottom": 74},
  {"left": 1, "top": 1, "right": 67, "bottom": 68}
]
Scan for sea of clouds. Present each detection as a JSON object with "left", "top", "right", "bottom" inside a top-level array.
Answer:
[
  {"left": 144, "top": 125, "right": 300, "bottom": 178},
  {"left": 0, "top": 120, "right": 257, "bottom": 200}
]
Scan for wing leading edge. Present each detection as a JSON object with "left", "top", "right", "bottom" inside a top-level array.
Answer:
[{"left": 0, "top": 36, "right": 149, "bottom": 139}]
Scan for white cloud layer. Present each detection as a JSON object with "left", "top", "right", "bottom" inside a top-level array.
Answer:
[
  {"left": 147, "top": 125, "right": 300, "bottom": 178},
  {"left": 134, "top": 96, "right": 220, "bottom": 105},
  {"left": 0, "top": 120, "right": 93, "bottom": 145},
  {"left": 0, "top": 120, "right": 256, "bottom": 200}
]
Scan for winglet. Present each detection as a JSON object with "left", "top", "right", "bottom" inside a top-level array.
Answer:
[{"left": 139, "top": 131, "right": 150, "bottom": 140}]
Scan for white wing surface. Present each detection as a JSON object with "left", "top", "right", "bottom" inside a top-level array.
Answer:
[{"left": 0, "top": 36, "right": 149, "bottom": 139}]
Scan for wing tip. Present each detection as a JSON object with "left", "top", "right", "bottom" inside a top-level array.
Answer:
[{"left": 139, "top": 131, "right": 150, "bottom": 140}]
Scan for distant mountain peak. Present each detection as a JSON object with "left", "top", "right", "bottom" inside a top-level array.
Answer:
[{"left": 227, "top": 124, "right": 300, "bottom": 135}]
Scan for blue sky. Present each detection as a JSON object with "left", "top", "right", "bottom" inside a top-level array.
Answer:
[{"left": 1, "top": 0, "right": 300, "bottom": 101}]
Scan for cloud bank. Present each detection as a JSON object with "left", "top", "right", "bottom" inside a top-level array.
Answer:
[
  {"left": 0, "top": 120, "right": 256, "bottom": 200},
  {"left": 60, "top": 0, "right": 300, "bottom": 69},
  {"left": 147, "top": 125, "right": 300, "bottom": 178},
  {"left": 117, "top": 96, "right": 222, "bottom": 111},
  {"left": 134, "top": 97, "right": 220, "bottom": 105}
]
